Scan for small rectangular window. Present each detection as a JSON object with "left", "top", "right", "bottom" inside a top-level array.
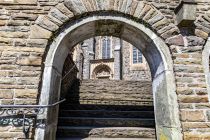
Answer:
[{"left": 133, "top": 47, "right": 143, "bottom": 64}]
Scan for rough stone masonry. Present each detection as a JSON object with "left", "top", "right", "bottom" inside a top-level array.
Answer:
[{"left": 0, "top": 0, "right": 210, "bottom": 140}]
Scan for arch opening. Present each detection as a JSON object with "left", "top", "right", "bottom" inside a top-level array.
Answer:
[{"left": 36, "top": 15, "right": 182, "bottom": 140}]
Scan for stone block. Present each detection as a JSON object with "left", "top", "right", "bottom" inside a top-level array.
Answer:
[
  {"left": 166, "top": 34, "right": 184, "bottom": 46},
  {"left": 16, "top": 77, "right": 39, "bottom": 85},
  {"left": 0, "top": 89, "right": 13, "bottom": 99},
  {"left": 35, "top": 15, "right": 59, "bottom": 31},
  {"left": 182, "top": 122, "right": 210, "bottom": 130},
  {"left": 11, "top": 13, "right": 38, "bottom": 21},
  {"left": 15, "top": 89, "right": 38, "bottom": 99},
  {"left": 206, "top": 110, "right": 210, "bottom": 121},
  {"left": 195, "top": 29, "right": 208, "bottom": 39},
  {"left": 195, "top": 103, "right": 210, "bottom": 109},
  {"left": 30, "top": 25, "right": 52, "bottom": 39},
  {"left": 177, "top": 88, "right": 194, "bottom": 95},
  {"left": 17, "top": 56, "right": 42, "bottom": 66},
  {"left": 27, "top": 39, "right": 48, "bottom": 48},
  {"left": 181, "top": 110, "right": 206, "bottom": 122},
  {"left": 179, "top": 95, "right": 209, "bottom": 103},
  {"left": 56, "top": 3, "right": 74, "bottom": 18},
  {"left": 15, "top": 99, "right": 37, "bottom": 105},
  {"left": 0, "top": 31, "right": 29, "bottom": 38},
  {"left": 0, "top": 99, "right": 14, "bottom": 105},
  {"left": 0, "top": 0, "right": 37, "bottom": 5},
  {"left": 174, "top": 1, "right": 197, "bottom": 27},
  {"left": 49, "top": 8, "right": 69, "bottom": 23},
  {"left": 0, "top": 126, "right": 11, "bottom": 132},
  {"left": 0, "top": 20, "right": 6, "bottom": 26}
]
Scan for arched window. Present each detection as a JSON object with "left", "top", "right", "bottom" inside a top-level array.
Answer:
[
  {"left": 102, "top": 37, "right": 111, "bottom": 59},
  {"left": 133, "top": 47, "right": 143, "bottom": 64}
]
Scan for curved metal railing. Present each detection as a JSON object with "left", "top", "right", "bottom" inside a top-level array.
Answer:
[{"left": 0, "top": 99, "right": 66, "bottom": 137}]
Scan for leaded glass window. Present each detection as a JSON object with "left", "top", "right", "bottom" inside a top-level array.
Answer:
[
  {"left": 133, "top": 47, "right": 143, "bottom": 64},
  {"left": 102, "top": 37, "right": 111, "bottom": 59}
]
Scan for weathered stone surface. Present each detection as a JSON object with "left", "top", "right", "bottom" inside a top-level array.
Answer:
[
  {"left": 139, "top": 5, "right": 151, "bottom": 19},
  {"left": 133, "top": 1, "right": 145, "bottom": 18},
  {"left": 0, "top": 0, "right": 37, "bottom": 5},
  {"left": 181, "top": 110, "right": 206, "bottom": 122},
  {"left": 195, "top": 29, "right": 209, "bottom": 39},
  {"left": 179, "top": 95, "right": 209, "bottom": 103},
  {"left": 0, "top": 90, "right": 13, "bottom": 99},
  {"left": 35, "top": 15, "right": 59, "bottom": 31},
  {"left": 161, "top": 27, "right": 180, "bottom": 39},
  {"left": 16, "top": 56, "right": 42, "bottom": 66},
  {"left": 27, "top": 39, "right": 48, "bottom": 48},
  {"left": 15, "top": 99, "right": 37, "bottom": 105},
  {"left": 148, "top": 13, "right": 164, "bottom": 25},
  {"left": 30, "top": 25, "right": 52, "bottom": 39},
  {"left": 64, "top": 0, "right": 85, "bottom": 15},
  {"left": 49, "top": 8, "right": 69, "bottom": 23},
  {"left": 187, "top": 36, "right": 205, "bottom": 46},
  {"left": 11, "top": 13, "right": 38, "bottom": 21},
  {"left": 56, "top": 3, "right": 74, "bottom": 18},
  {"left": 15, "top": 89, "right": 38, "bottom": 99},
  {"left": 152, "top": 18, "right": 170, "bottom": 30},
  {"left": 0, "top": 31, "right": 29, "bottom": 38},
  {"left": 166, "top": 34, "right": 184, "bottom": 46}
]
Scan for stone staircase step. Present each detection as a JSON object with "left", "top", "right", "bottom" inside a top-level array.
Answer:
[
  {"left": 58, "top": 117, "right": 155, "bottom": 127},
  {"left": 57, "top": 138, "right": 155, "bottom": 140},
  {"left": 56, "top": 126, "right": 156, "bottom": 138},
  {"left": 57, "top": 79, "right": 155, "bottom": 138},
  {"left": 60, "top": 104, "right": 154, "bottom": 111},
  {"left": 60, "top": 110, "right": 154, "bottom": 118},
  {"left": 68, "top": 94, "right": 152, "bottom": 99}
]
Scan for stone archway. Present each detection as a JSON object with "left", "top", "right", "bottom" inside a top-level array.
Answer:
[{"left": 35, "top": 14, "right": 182, "bottom": 140}]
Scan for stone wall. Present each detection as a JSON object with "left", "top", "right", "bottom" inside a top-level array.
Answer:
[
  {"left": 68, "top": 79, "right": 153, "bottom": 106},
  {"left": 0, "top": 0, "right": 210, "bottom": 139},
  {"left": 82, "top": 36, "right": 151, "bottom": 81},
  {"left": 122, "top": 41, "right": 151, "bottom": 81}
]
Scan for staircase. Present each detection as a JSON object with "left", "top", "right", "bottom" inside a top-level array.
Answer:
[{"left": 56, "top": 79, "right": 156, "bottom": 139}]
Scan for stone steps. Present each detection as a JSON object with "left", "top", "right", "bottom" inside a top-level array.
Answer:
[
  {"left": 67, "top": 95, "right": 152, "bottom": 101},
  {"left": 58, "top": 117, "right": 155, "bottom": 127},
  {"left": 60, "top": 110, "right": 154, "bottom": 118},
  {"left": 56, "top": 137, "right": 155, "bottom": 140},
  {"left": 60, "top": 104, "right": 154, "bottom": 111},
  {"left": 57, "top": 127, "right": 156, "bottom": 138},
  {"left": 77, "top": 90, "right": 152, "bottom": 94},
  {"left": 57, "top": 79, "right": 155, "bottom": 139},
  {"left": 57, "top": 138, "right": 155, "bottom": 140}
]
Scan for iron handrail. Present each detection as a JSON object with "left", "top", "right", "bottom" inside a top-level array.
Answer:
[
  {"left": 0, "top": 99, "right": 66, "bottom": 108},
  {"left": 62, "top": 64, "right": 77, "bottom": 81},
  {"left": 0, "top": 99, "right": 66, "bottom": 137}
]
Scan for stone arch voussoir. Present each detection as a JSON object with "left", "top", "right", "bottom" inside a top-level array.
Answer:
[
  {"left": 31, "top": 0, "right": 180, "bottom": 42},
  {"left": 194, "top": 14, "right": 210, "bottom": 40}
]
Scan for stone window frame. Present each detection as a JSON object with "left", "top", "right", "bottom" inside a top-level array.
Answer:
[
  {"left": 130, "top": 45, "right": 148, "bottom": 71},
  {"left": 102, "top": 36, "right": 111, "bottom": 59},
  {"left": 132, "top": 46, "right": 143, "bottom": 64},
  {"left": 98, "top": 36, "right": 113, "bottom": 59}
]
